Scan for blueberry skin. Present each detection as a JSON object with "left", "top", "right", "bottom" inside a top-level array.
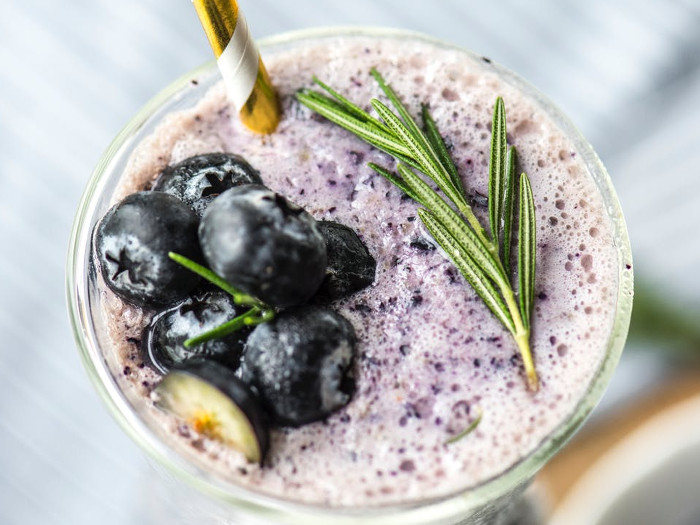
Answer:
[
  {"left": 142, "top": 289, "right": 251, "bottom": 374},
  {"left": 94, "top": 191, "right": 201, "bottom": 307},
  {"left": 152, "top": 153, "right": 263, "bottom": 216},
  {"left": 240, "top": 306, "right": 357, "bottom": 427},
  {"left": 314, "top": 221, "right": 376, "bottom": 302},
  {"left": 199, "top": 185, "right": 327, "bottom": 307}
]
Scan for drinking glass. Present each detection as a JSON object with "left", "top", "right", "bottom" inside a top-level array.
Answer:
[{"left": 67, "top": 27, "right": 633, "bottom": 525}]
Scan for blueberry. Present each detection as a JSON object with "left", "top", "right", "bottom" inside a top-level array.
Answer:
[
  {"left": 152, "top": 153, "right": 263, "bottom": 216},
  {"left": 199, "top": 185, "right": 327, "bottom": 307},
  {"left": 94, "top": 191, "right": 201, "bottom": 307},
  {"left": 314, "top": 221, "right": 376, "bottom": 302},
  {"left": 155, "top": 359, "right": 269, "bottom": 463},
  {"left": 240, "top": 306, "right": 357, "bottom": 427},
  {"left": 142, "top": 289, "right": 251, "bottom": 374}
]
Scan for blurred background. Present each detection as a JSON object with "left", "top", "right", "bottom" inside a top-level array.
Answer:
[{"left": 0, "top": 1, "right": 699, "bottom": 524}]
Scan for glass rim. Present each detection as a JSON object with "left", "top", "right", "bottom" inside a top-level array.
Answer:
[{"left": 66, "top": 26, "right": 633, "bottom": 523}]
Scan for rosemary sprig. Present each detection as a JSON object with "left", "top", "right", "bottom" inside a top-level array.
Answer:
[
  {"left": 168, "top": 252, "right": 275, "bottom": 348},
  {"left": 296, "top": 71, "right": 539, "bottom": 391}
]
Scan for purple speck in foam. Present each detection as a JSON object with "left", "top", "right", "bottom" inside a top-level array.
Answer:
[
  {"left": 399, "top": 460, "right": 416, "bottom": 472},
  {"left": 348, "top": 150, "right": 365, "bottom": 165},
  {"left": 410, "top": 291, "right": 423, "bottom": 306}
]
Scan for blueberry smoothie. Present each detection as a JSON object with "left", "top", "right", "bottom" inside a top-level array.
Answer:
[{"left": 86, "top": 32, "right": 631, "bottom": 510}]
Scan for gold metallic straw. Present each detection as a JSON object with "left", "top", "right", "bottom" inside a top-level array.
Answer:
[{"left": 193, "top": 0, "right": 279, "bottom": 134}]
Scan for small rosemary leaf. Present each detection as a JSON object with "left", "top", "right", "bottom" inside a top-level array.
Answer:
[
  {"left": 518, "top": 173, "right": 536, "bottom": 328},
  {"left": 168, "top": 252, "right": 258, "bottom": 305},
  {"left": 419, "top": 209, "right": 515, "bottom": 333},
  {"left": 398, "top": 164, "right": 507, "bottom": 284},
  {"left": 298, "top": 91, "right": 365, "bottom": 124},
  {"left": 297, "top": 92, "right": 411, "bottom": 157},
  {"left": 370, "top": 99, "right": 438, "bottom": 174},
  {"left": 445, "top": 407, "right": 483, "bottom": 445},
  {"left": 368, "top": 163, "right": 426, "bottom": 206},
  {"left": 256, "top": 308, "right": 276, "bottom": 324},
  {"left": 422, "top": 104, "right": 464, "bottom": 195},
  {"left": 371, "top": 99, "right": 464, "bottom": 210},
  {"left": 296, "top": 90, "right": 339, "bottom": 108},
  {"left": 312, "top": 77, "right": 391, "bottom": 133},
  {"left": 184, "top": 307, "right": 261, "bottom": 348},
  {"left": 388, "top": 150, "right": 424, "bottom": 173},
  {"left": 299, "top": 91, "right": 422, "bottom": 171},
  {"left": 370, "top": 69, "right": 436, "bottom": 159},
  {"left": 488, "top": 97, "right": 507, "bottom": 246},
  {"left": 502, "top": 146, "right": 517, "bottom": 276},
  {"left": 297, "top": 89, "right": 344, "bottom": 108}
]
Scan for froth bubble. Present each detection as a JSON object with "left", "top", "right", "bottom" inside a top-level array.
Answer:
[
  {"left": 441, "top": 88, "right": 459, "bottom": 101},
  {"left": 581, "top": 254, "right": 593, "bottom": 271}
]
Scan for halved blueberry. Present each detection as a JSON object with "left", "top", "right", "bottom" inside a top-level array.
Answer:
[
  {"left": 199, "top": 185, "right": 327, "bottom": 307},
  {"left": 152, "top": 153, "right": 263, "bottom": 216},
  {"left": 240, "top": 306, "right": 357, "bottom": 427},
  {"left": 142, "top": 289, "right": 251, "bottom": 374},
  {"left": 155, "top": 359, "right": 269, "bottom": 464},
  {"left": 315, "top": 221, "right": 376, "bottom": 302},
  {"left": 94, "top": 191, "right": 201, "bottom": 307}
]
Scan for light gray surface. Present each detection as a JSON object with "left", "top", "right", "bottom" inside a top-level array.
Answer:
[{"left": 0, "top": 1, "right": 698, "bottom": 524}]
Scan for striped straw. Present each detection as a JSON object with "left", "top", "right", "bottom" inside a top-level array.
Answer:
[{"left": 192, "top": 0, "right": 279, "bottom": 134}]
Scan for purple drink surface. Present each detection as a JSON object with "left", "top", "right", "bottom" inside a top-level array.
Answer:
[{"left": 98, "top": 35, "right": 619, "bottom": 507}]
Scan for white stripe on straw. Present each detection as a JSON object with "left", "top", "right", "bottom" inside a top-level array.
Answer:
[{"left": 217, "top": 10, "right": 258, "bottom": 111}]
